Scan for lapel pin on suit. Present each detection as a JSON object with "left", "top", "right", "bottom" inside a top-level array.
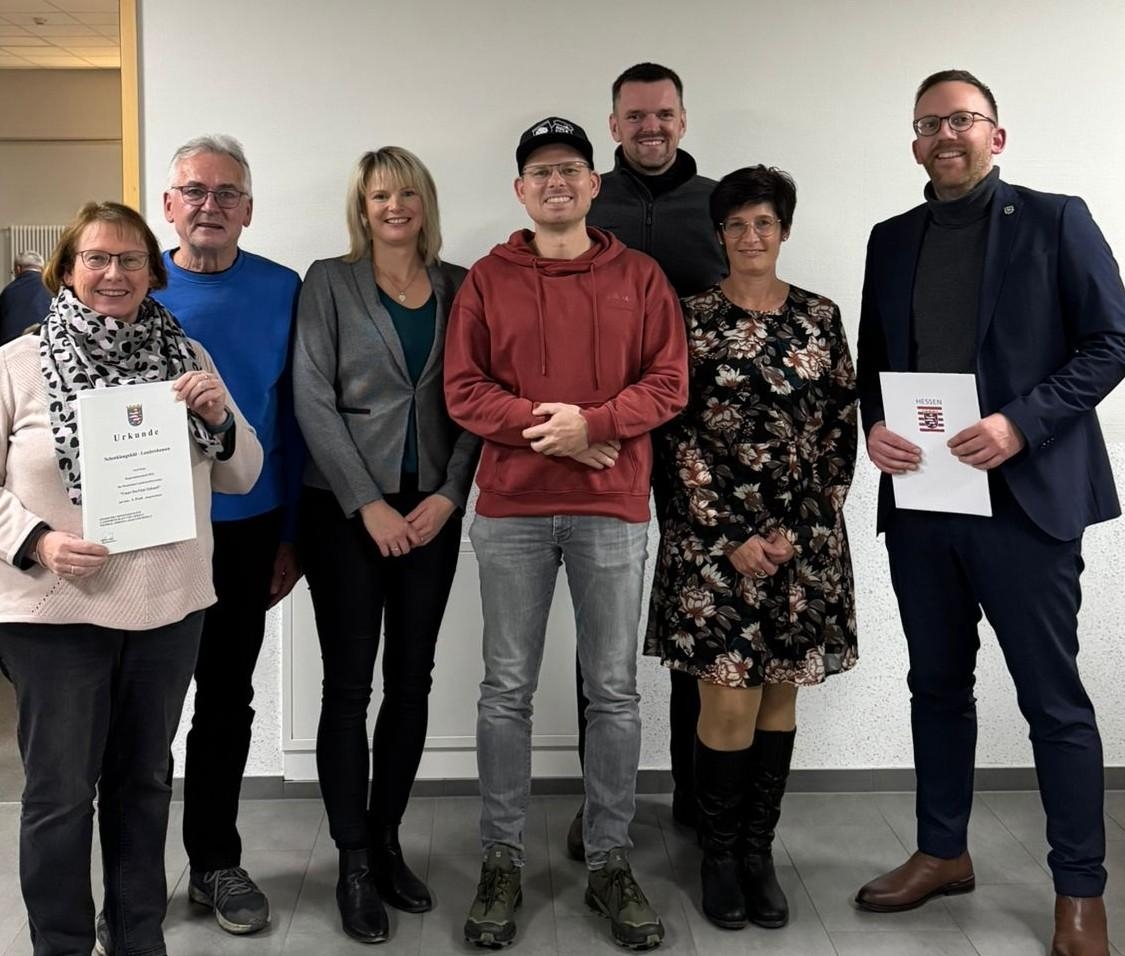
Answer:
[{"left": 1003, "top": 204, "right": 1015, "bottom": 215}]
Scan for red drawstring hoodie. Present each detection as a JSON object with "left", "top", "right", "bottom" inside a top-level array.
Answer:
[{"left": 444, "top": 227, "right": 688, "bottom": 521}]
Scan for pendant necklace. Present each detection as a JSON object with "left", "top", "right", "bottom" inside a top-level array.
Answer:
[{"left": 377, "top": 266, "right": 422, "bottom": 303}]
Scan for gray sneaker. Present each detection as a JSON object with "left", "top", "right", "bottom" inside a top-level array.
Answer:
[
  {"left": 189, "top": 866, "right": 270, "bottom": 934},
  {"left": 586, "top": 848, "right": 665, "bottom": 950},
  {"left": 464, "top": 845, "right": 523, "bottom": 948}
]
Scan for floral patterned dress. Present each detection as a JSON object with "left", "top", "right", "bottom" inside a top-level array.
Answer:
[{"left": 644, "top": 285, "right": 859, "bottom": 687}]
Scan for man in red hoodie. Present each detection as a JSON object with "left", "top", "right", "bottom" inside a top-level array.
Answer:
[{"left": 445, "top": 117, "right": 688, "bottom": 951}]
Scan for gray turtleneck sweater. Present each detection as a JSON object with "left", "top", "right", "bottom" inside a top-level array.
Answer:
[{"left": 910, "top": 166, "right": 1000, "bottom": 373}]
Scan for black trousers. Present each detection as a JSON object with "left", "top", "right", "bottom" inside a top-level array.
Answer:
[
  {"left": 300, "top": 485, "right": 461, "bottom": 849},
  {"left": 182, "top": 509, "right": 282, "bottom": 873},
  {"left": 0, "top": 613, "right": 202, "bottom": 956},
  {"left": 885, "top": 482, "right": 1105, "bottom": 897}
]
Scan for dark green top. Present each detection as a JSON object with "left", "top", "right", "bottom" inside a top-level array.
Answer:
[{"left": 379, "top": 288, "right": 437, "bottom": 474}]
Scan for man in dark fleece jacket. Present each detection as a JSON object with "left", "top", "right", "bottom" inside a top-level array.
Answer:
[
  {"left": 446, "top": 117, "right": 687, "bottom": 952},
  {"left": 575, "top": 63, "right": 726, "bottom": 853}
]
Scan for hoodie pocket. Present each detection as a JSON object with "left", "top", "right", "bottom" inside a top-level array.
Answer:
[{"left": 476, "top": 437, "right": 648, "bottom": 497}]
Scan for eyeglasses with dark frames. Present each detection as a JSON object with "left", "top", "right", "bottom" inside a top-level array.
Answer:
[
  {"left": 75, "top": 250, "right": 150, "bottom": 271},
  {"left": 170, "top": 185, "right": 249, "bottom": 208},
  {"left": 912, "top": 111, "right": 997, "bottom": 137}
]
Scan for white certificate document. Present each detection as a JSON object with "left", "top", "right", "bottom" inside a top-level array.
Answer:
[
  {"left": 77, "top": 381, "right": 197, "bottom": 553},
  {"left": 879, "top": 372, "right": 992, "bottom": 517}
]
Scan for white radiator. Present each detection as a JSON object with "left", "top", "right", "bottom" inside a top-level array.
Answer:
[{"left": 7, "top": 224, "right": 67, "bottom": 261}]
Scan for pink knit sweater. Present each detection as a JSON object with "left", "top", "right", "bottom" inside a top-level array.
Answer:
[{"left": 0, "top": 334, "right": 262, "bottom": 630}]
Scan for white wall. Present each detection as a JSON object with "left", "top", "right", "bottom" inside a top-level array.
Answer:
[
  {"left": 0, "top": 70, "right": 121, "bottom": 267},
  {"left": 140, "top": 0, "right": 1125, "bottom": 778}
]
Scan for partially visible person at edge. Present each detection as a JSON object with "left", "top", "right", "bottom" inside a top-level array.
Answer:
[
  {"left": 0, "top": 200, "right": 262, "bottom": 956},
  {"left": 562, "top": 61, "right": 727, "bottom": 861},
  {"left": 150, "top": 133, "right": 304, "bottom": 938},
  {"left": 445, "top": 116, "right": 687, "bottom": 951},
  {"left": 645, "top": 164, "right": 858, "bottom": 932},
  {"left": 294, "top": 146, "right": 479, "bottom": 944},
  {"left": 854, "top": 69, "right": 1125, "bottom": 956},
  {"left": 0, "top": 250, "right": 51, "bottom": 345}
]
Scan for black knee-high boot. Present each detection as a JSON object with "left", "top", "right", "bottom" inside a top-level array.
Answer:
[
  {"left": 695, "top": 737, "right": 752, "bottom": 929},
  {"left": 742, "top": 728, "right": 796, "bottom": 928}
]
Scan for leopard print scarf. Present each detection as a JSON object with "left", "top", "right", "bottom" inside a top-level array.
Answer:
[{"left": 41, "top": 287, "right": 223, "bottom": 504}]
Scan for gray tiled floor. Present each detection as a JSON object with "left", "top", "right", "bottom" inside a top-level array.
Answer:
[{"left": 1, "top": 791, "right": 1123, "bottom": 955}]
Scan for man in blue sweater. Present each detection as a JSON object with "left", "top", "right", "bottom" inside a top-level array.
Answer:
[{"left": 155, "top": 135, "right": 303, "bottom": 935}]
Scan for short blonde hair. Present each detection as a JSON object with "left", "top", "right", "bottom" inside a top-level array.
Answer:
[
  {"left": 344, "top": 147, "right": 443, "bottom": 265},
  {"left": 43, "top": 201, "right": 166, "bottom": 294}
]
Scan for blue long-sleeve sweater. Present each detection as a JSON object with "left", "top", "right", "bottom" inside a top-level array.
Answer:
[{"left": 154, "top": 248, "right": 304, "bottom": 540}]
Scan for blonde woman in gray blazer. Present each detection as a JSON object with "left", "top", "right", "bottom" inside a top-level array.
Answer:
[{"left": 294, "top": 147, "right": 479, "bottom": 944}]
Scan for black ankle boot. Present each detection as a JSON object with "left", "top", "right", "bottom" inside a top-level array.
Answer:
[
  {"left": 695, "top": 737, "right": 752, "bottom": 929},
  {"left": 742, "top": 728, "right": 796, "bottom": 929},
  {"left": 370, "top": 826, "right": 432, "bottom": 913},
  {"left": 337, "top": 848, "right": 389, "bottom": 943}
]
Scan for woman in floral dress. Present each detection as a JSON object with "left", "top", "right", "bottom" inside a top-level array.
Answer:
[{"left": 644, "top": 165, "right": 858, "bottom": 932}]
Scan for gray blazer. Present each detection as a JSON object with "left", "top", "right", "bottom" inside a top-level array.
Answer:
[{"left": 294, "top": 256, "right": 480, "bottom": 516}]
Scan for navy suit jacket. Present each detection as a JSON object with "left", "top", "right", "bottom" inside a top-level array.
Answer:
[{"left": 856, "top": 179, "right": 1125, "bottom": 541}]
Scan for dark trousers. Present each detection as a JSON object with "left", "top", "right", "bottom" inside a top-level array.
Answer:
[
  {"left": 885, "top": 482, "right": 1105, "bottom": 897},
  {"left": 300, "top": 485, "right": 461, "bottom": 849},
  {"left": 575, "top": 479, "right": 700, "bottom": 801},
  {"left": 182, "top": 509, "right": 282, "bottom": 873},
  {"left": 0, "top": 613, "right": 202, "bottom": 956}
]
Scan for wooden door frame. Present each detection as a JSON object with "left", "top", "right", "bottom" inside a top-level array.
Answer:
[{"left": 119, "top": 0, "right": 140, "bottom": 208}]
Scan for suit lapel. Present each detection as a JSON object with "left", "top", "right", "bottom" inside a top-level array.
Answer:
[
  {"left": 884, "top": 207, "right": 927, "bottom": 370},
  {"left": 351, "top": 258, "right": 409, "bottom": 379},
  {"left": 977, "top": 180, "right": 1021, "bottom": 350},
  {"left": 418, "top": 264, "right": 447, "bottom": 384}
]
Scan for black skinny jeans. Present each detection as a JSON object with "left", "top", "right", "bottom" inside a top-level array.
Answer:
[
  {"left": 0, "top": 613, "right": 202, "bottom": 956},
  {"left": 299, "top": 484, "right": 461, "bottom": 849},
  {"left": 183, "top": 508, "right": 282, "bottom": 873}
]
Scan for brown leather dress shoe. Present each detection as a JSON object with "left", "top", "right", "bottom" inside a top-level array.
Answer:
[
  {"left": 854, "top": 850, "right": 975, "bottom": 912},
  {"left": 1051, "top": 895, "right": 1108, "bottom": 956}
]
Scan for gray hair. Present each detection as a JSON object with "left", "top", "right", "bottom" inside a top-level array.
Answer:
[
  {"left": 168, "top": 134, "right": 253, "bottom": 196},
  {"left": 14, "top": 250, "right": 44, "bottom": 270}
]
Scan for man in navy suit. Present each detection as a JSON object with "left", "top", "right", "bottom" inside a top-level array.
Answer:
[{"left": 855, "top": 69, "right": 1125, "bottom": 956}]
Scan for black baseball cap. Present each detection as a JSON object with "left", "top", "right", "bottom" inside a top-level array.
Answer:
[{"left": 516, "top": 117, "right": 594, "bottom": 171}]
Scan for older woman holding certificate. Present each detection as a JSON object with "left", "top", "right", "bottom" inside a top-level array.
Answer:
[{"left": 0, "top": 201, "right": 261, "bottom": 956}]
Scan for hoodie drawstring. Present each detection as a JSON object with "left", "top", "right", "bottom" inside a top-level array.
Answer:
[
  {"left": 533, "top": 262, "right": 548, "bottom": 377},
  {"left": 590, "top": 262, "right": 601, "bottom": 390}
]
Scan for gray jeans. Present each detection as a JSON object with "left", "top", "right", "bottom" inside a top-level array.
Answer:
[{"left": 470, "top": 514, "right": 647, "bottom": 867}]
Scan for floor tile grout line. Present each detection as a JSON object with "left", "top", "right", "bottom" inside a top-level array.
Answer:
[
  {"left": 786, "top": 837, "right": 844, "bottom": 952},
  {"left": 276, "top": 808, "right": 324, "bottom": 945},
  {"left": 979, "top": 792, "right": 1054, "bottom": 881}
]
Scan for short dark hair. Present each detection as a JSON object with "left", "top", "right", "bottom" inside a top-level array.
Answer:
[
  {"left": 915, "top": 69, "right": 998, "bottom": 119},
  {"left": 709, "top": 165, "right": 797, "bottom": 233},
  {"left": 44, "top": 201, "right": 167, "bottom": 294},
  {"left": 611, "top": 62, "right": 684, "bottom": 106}
]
